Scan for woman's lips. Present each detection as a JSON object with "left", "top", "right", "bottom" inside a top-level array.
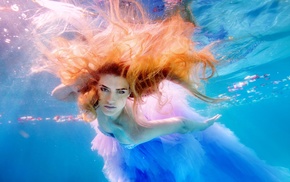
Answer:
[{"left": 104, "top": 105, "right": 116, "bottom": 109}]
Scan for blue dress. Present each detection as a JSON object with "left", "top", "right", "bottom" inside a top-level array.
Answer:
[{"left": 91, "top": 82, "right": 290, "bottom": 182}]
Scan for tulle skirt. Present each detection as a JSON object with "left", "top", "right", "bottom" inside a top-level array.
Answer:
[{"left": 91, "top": 82, "right": 289, "bottom": 182}]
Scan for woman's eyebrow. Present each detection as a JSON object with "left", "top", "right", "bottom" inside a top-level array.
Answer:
[
  {"left": 117, "top": 88, "right": 128, "bottom": 91},
  {"left": 99, "top": 84, "right": 108, "bottom": 88}
]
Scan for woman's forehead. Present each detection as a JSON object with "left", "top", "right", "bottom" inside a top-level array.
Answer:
[{"left": 99, "top": 74, "right": 129, "bottom": 89}]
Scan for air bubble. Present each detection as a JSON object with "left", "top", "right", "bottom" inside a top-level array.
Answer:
[
  {"left": 5, "top": 38, "right": 11, "bottom": 43},
  {"left": 11, "top": 4, "right": 19, "bottom": 12}
]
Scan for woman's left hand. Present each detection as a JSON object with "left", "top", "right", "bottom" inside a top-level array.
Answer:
[
  {"left": 203, "top": 114, "right": 221, "bottom": 128},
  {"left": 182, "top": 114, "right": 222, "bottom": 133}
]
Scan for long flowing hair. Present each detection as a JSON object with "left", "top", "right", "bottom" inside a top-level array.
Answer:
[{"left": 32, "top": 0, "right": 218, "bottom": 121}]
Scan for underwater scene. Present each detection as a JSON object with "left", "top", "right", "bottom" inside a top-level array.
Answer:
[{"left": 0, "top": 0, "right": 290, "bottom": 181}]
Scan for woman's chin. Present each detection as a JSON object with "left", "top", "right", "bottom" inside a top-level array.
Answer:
[{"left": 101, "top": 107, "right": 120, "bottom": 118}]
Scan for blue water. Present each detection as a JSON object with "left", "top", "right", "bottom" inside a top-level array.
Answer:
[{"left": 1, "top": 0, "right": 290, "bottom": 181}]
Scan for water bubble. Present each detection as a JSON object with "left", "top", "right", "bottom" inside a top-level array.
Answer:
[
  {"left": 5, "top": 38, "right": 11, "bottom": 43},
  {"left": 19, "top": 130, "right": 30, "bottom": 138},
  {"left": 11, "top": 4, "right": 19, "bottom": 12},
  {"left": 21, "top": 13, "right": 27, "bottom": 19}
]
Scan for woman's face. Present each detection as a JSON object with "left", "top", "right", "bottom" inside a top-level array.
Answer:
[{"left": 97, "top": 74, "right": 130, "bottom": 119}]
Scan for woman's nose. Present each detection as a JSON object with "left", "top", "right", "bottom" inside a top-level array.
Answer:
[{"left": 106, "top": 92, "right": 116, "bottom": 103}]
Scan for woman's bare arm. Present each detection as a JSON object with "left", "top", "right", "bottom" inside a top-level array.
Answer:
[
  {"left": 51, "top": 84, "right": 78, "bottom": 101},
  {"left": 133, "top": 114, "right": 221, "bottom": 145}
]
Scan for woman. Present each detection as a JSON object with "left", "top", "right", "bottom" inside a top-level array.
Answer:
[
  {"left": 32, "top": 0, "right": 289, "bottom": 181},
  {"left": 54, "top": 61, "right": 220, "bottom": 144}
]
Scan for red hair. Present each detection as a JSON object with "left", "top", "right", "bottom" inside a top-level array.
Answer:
[{"left": 33, "top": 0, "right": 217, "bottom": 121}]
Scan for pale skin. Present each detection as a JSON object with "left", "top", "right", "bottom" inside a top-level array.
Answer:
[
  {"left": 95, "top": 74, "right": 221, "bottom": 145},
  {"left": 51, "top": 83, "right": 78, "bottom": 101},
  {"left": 51, "top": 76, "right": 88, "bottom": 101}
]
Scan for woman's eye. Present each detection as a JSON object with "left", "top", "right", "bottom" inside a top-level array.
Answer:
[
  {"left": 117, "top": 90, "right": 126, "bottom": 94},
  {"left": 100, "top": 87, "right": 109, "bottom": 92}
]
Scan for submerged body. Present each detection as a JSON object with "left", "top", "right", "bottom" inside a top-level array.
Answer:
[{"left": 91, "top": 81, "right": 290, "bottom": 182}]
